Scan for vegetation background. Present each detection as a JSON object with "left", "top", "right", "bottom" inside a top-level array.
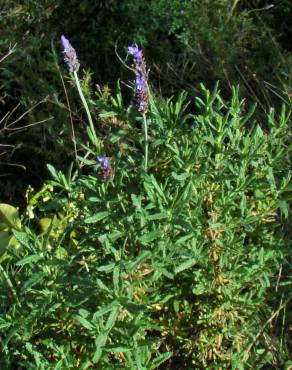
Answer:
[{"left": 0, "top": 0, "right": 291, "bottom": 369}]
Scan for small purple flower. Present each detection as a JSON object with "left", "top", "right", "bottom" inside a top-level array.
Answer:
[
  {"left": 128, "top": 44, "right": 149, "bottom": 114},
  {"left": 98, "top": 156, "right": 110, "bottom": 168},
  {"left": 98, "top": 156, "right": 113, "bottom": 181},
  {"left": 136, "top": 75, "right": 145, "bottom": 91},
  {"left": 128, "top": 44, "right": 143, "bottom": 60},
  {"left": 60, "top": 35, "right": 80, "bottom": 73}
]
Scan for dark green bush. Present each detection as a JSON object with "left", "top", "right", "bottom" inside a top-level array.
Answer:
[{"left": 1, "top": 0, "right": 291, "bottom": 103}]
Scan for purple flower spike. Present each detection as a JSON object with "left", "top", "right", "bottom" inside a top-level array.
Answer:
[
  {"left": 128, "top": 44, "right": 143, "bottom": 60},
  {"left": 60, "top": 35, "right": 80, "bottom": 73},
  {"left": 98, "top": 156, "right": 113, "bottom": 181},
  {"left": 128, "top": 44, "right": 149, "bottom": 114},
  {"left": 98, "top": 156, "right": 110, "bottom": 168},
  {"left": 136, "top": 75, "right": 145, "bottom": 91}
]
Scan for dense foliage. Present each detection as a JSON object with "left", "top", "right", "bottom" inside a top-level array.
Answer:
[
  {"left": 1, "top": 84, "right": 291, "bottom": 368},
  {"left": 0, "top": 0, "right": 291, "bottom": 368}
]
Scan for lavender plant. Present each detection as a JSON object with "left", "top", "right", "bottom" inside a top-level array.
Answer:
[{"left": 1, "top": 83, "right": 291, "bottom": 369}]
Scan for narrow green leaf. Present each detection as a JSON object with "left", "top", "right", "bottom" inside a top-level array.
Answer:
[
  {"left": 127, "top": 250, "right": 151, "bottom": 272},
  {"left": 113, "top": 265, "right": 120, "bottom": 295},
  {"left": 78, "top": 309, "right": 90, "bottom": 318},
  {"left": 104, "top": 345, "right": 131, "bottom": 352},
  {"left": 93, "top": 302, "right": 119, "bottom": 320},
  {"left": 174, "top": 258, "right": 197, "bottom": 274},
  {"left": 16, "top": 254, "right": 41, "bottom": 266},
  {"left": 85, "top": 211, "right": 109, "bottom": 223},
  {"left": 150, "top": 352, "right": 173, "bottom": 369},
  {"left": 99, "top": 111, "right": 117, "bottom": 118},
  {"left": 0, "top": 204, "right": 21, "bottom": 230},
  {"left": 139, "top": 230, "right": 162, "bottom": 245},
  {"left": 105, "top": 305, "right": 119, "bottom": 331},
  {"left": 96, "top": 263, "right": 115, "bottom": 272},
  {"left": 0, "top": 230, "right": 12, "bottom": 256},
  {"left": 47, "top": 164, "right": 60, "bottom": 182},
  {"left": 149, "top": 175, "right": 167, "bottom": 203},
  {"left": 93, "top": 332, "right": 107, "bottom": 363},
  {"left": 146, "top": 213, "right": 168, "bottom": 221},
  {"left": 74, "top": 315, "right": 94, "bottom": 331},
  {"left": 21, "top": 272, "right": 45, "bottom": 293},
  {"left": 12, "top": 230, "right": 30, "bottom": 247}
]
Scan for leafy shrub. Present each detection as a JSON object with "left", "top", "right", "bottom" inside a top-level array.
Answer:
[{"left": 0, "top": 83, "right": 291, "bottom": 368}]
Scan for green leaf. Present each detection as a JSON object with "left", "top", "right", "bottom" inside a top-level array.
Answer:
[
  {"left": 277, "top": 200, "right": 289, "bottom": 219},
  {"left": 104, "top": 345, "right": 131, "bottom": 352},
  {"left": 84, "top": 211, "right": 109, "bottom": 223},
  {"left": 150, "top": 352, "right": 173, "bottom": 369},
  {"left": 93, "top": 332, "right": 107, "bottom": 363},
  {"left": 113, "top": 265, "right": 120, "bottom": 295},
  {"left": 255, "top": 189, "right": 265, "bottom": 199},
  {"left": 171, "top": 172, "right": 189, "bottom": 181},
  {"left": 105, "top": 305, "right": 119, "bottom": 331},
  {"left": 127, "top": 250, "right": 152, "bottom": 272},
  {"left": 148, "top": 175, "right": 167, "bottom": 203},
  {"left": 121, "top": 301, "right": 147, "bottom": 314},
  {"left": 74, "top": 315, "right": 94, "bottom": 331},
  {"left": 77, "top": 155, "right": 97, "bottom": 166},
  {"left": 0, "top": 321, "right": 11, "bottom": 330},
  {"left": 284, "top": 361, "right": 292, "bottom": 370},
  {"left": 146, "top": 212, "right": 168, "bottom": 221},
  {"left": 12, "top": 230, "right": 30, "bottom": 247},
  {"left": 173, "top": 299, "right": 180, "bottom": 313},
  {"left": 174, "top": 258, "right": 197, "bottom": 274},
  {"left": 16, "top": 254, "right": 41, "bottom": 266},
  {"left": 99, "top": 111, "right": 117, "bottom": 118},
  {"left": 47, "top": 164, "right": 60, "bottom": 182},
  {"left": 38, "top": 218, "right": 53, "bottom": 232},
  {"left": 21, "top": 272, "right": 45, "bottom": 293},
  {"left": 0, "top": 230, "right": 12, "bottom": 256},
  {"left": 93, "top": 302, "right": 119, "bottom": 320},
  {"left": 96, "top": 279, "right": 111, "bottom": 293},
  {"left": 78, "top": 309, "right": 90, "bottom": 318},
  {"left": 139, "top": 231, "right": 162, "bottom": 245},
  {"left": 0, "top": 204, "right": 21, "bottom": 230},
  {"left": 96, "top": 263, "right": 115, "bottom": 272}
]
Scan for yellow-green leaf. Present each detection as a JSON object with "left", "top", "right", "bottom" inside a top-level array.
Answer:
[
  {"left": 39, "top": 217, "right": 53, "bottom": 232},
  {"left": 0, "top": 204, "right": 21, "bottom": 230},
  {"left": 0, "top": 230, "right": 12, "bottom": 256}
]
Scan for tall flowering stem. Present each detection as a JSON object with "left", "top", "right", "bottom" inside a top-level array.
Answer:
[
  {"left": 60, "top": 35, "right": 100, "bottom": 153},
  {"left": 73, "top": 71, "right": 100, "bottom": 151},
  {"left": 128, "top": 44, "right": 149, "bottom": 171},
  {"left": 142, "top": 113, "right": 148, "bottom": 171}
]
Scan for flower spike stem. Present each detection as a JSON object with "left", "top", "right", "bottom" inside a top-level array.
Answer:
[
  {"left": 73, "top": 71, "right": 101, "bottom": 153},
  {"left": 143, "top": 113, "right": 148, "bottom": 171}
]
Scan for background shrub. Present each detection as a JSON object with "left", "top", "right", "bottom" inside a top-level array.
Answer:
[{"left": 0, "top": 0, "right": 291, "bottom": 204}]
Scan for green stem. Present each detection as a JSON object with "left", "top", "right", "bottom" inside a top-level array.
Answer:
[
  {"left": 142, "top": 113, "right": 148, "bottom": 171},
  {"left": 73, "top": 71, "right": 100, "bottom": 152},
  {"left": 0, "top": 264, "right": 21, "bottom": 307}
]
